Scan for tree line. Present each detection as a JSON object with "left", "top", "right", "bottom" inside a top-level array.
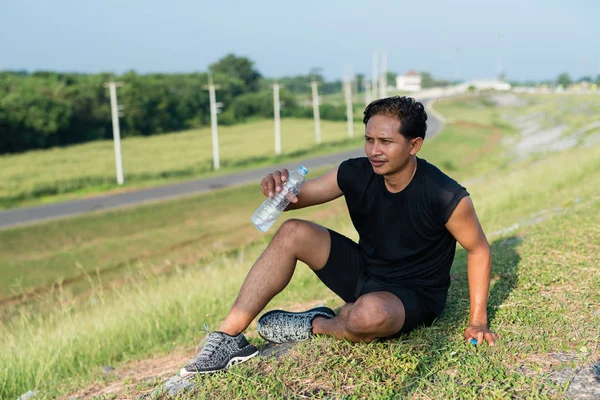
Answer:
[
  {"left": 0, "top": 54, "right": 350, "bottom": 154},
  {"left": 5, "top": 51, "right": 590, "bottom": 155}
]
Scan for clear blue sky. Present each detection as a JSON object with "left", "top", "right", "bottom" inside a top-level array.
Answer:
[{"left": 1, "top": 0, "right": 598, "bottom": 82}]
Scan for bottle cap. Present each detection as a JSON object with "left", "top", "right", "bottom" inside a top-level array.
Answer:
[{"left": 298, "top": 166, "right": 309, "bottom": 175}]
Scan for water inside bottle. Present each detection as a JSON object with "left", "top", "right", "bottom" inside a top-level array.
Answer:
[
  {"left": 251, "top": 210, "right": 277, "bottom": 232},
  {"left": 251, "top": 215, "right": 276, "bottom": 232},
  {"left": 251, "top": 200, "right": 278, "bottom": 232}
]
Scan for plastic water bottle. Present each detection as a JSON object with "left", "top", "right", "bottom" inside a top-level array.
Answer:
[{"left": 251, "top": 166, "right": 309, "bottom": 232}]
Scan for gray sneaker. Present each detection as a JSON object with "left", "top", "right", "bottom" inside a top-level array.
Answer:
[
  {"left": 180, "top": 331, "right": 259, "bottom": 377},
  {"left": 257, "top": 306, "right": 336, "bottom": 344}
]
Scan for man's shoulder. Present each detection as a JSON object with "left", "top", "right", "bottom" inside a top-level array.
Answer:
[
  {"left": 338, "top": 157, "right": 372, "bottom": 193},
  {"left": 341, "top": 156, "right": 370, "bottom": 168},
  {"left": 340, "top": 157, "right": 371, "bottom": 177},
  {"left": 418, "top": 158, "right": 463, "bottom": 189},
  {"left": 417, "top": 158, "right": 469, "bottom": 223}
]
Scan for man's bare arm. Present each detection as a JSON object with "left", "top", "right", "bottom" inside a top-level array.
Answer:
[
  {"left": 445, "top": 196, "right": 499, "bottom": 346},
  {"left": 259, "top": 166, "right": 343, "bottom": 211}
]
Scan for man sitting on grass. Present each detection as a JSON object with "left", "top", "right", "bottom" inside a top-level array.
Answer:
[{"left": 181, "top": 96, "right": 498, "bottom": 377}]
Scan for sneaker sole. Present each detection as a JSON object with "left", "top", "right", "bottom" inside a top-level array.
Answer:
[
  {"left": 258, "top": 306, "right": 336, "bottom": 344},
  {"left": 179, "top": 350, "right": 259, "bottom": 377}
]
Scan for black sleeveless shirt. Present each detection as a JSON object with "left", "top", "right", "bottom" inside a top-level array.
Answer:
[{"left": 337, "top": 157, "right": 469, "bottom": 297}]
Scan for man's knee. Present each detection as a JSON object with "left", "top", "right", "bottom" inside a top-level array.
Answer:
[
  {"left": 278, "top": 218, "right": 330, "bottom": 244},
  {"left": 275, "top": 219, "right": 311, "bottom": 246},
  {"left": 277, "top": 218, "right": 305, "bottom": 236},
  {"left": 347, "top": 297, "right": 387, "bottom": 335},
  {"left": 274, "top": 219, "right": 331, "bottom": 268},
  {"left": 346, "top": 294, "right": 404, "bottom": 340}
]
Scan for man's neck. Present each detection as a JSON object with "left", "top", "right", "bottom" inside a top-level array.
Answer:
[{"left": 383, "top": 156, "right": 418, "bottom": 193}]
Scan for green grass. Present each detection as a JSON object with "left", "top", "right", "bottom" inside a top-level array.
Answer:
[
  {"left": 435, "top": 92, "right": 600, "bottom": 138},
  {"left": 185, "top": 199, "right": 599, "bottom": 399},
  {"left": 0, "top": 167, "right": 345, "bottom": 303},
  {"left": 1, "top": 143, "right": 598, "bottom": 399},
  {"left": 1, "top": 94, "right": 599, "bottom": 398},
  {"left": 421, "top": 94, "right": 519, "bottom": 180},
  {"left": 432, "top": 95, "right": 501, "bottom": 126},
  {"left": 0, "top": 118, "right": 363, "bottom": 209}
]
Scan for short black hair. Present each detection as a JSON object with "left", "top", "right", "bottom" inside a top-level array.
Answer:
[{"left": 363, "top": 96, "right": 428, "bottom": 140}]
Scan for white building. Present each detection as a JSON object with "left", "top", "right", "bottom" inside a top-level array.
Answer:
[{"left": 396, "top": 70, "right": 422, "bottom": 91}]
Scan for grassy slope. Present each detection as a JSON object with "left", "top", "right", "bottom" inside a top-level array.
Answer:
[
  {"left": 1, "top": 143, "right": 597, "bottom": 399},
  {"left": 1, "top": 94, "right": 599, "bottom": 398},
  {"left": 190, "top": 199, "right": 600, "bottom": 399},
  {"left": 513, "top": 93, "right": 600, "bottom": 135}
]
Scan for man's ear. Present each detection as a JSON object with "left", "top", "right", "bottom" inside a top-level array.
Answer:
[{"left": 409, "top": 137, "right": 423, "bottom": 155}]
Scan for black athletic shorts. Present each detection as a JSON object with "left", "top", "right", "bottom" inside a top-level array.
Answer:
[{"left": 314, "top": 229, "right": 445, "bottom": 336}]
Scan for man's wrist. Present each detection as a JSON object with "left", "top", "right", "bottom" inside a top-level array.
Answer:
[{"left": 468, "top": 319, "right": 488, "bottom": 326}]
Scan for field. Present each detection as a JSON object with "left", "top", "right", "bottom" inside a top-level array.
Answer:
[
  {"left": 1, "top": 93, "right": 599, "bottom": 399},
  {"left": 0, "top": 118, "right": 361, "bottom": 209},
  {"left": 0, "top": 95, "right": 514, "bottom": 303}
]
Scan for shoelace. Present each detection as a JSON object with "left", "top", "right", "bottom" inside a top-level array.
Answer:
[
  {"left": 190, "top": 323, "right": 212, "bottom": 363},
  {"left": 199, "top": 334, "right": 225, "bottom": 360}
]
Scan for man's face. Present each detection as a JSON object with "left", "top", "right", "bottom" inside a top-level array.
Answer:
[{"left": 364, "top": 114, "right": 420, "bottom": 175}]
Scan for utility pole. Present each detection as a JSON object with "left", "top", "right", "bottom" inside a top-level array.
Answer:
[
  {"left": 273, "top": 82, "right": 282, "bottom": 155},
  {"left": 104, "top": 81, "right": 125, "bottom": 185},
  {"left": 203, "top": 73, "right": 221, "bottom": 170},
  {"left": 343, "top": 65, "right": 354, "bottom": 138},
  {"left": 380, "top": 51, "right": 388, "bottom": 98},
  {"left": 310, "top": 80, "right": 322, "bottom": 144},
  {"left": 364, "top": 81, "right": 372, "bottom": 106},
  {"left": 372, "top": 51, "right": 379, "bottom": 100}
]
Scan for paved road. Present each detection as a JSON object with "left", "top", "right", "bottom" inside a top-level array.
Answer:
[{"left": 0, "top": 101, "right": 442, "bottom": 230}]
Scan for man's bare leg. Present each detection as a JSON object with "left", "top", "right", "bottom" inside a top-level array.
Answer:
[
  {"left": 218, "top": 219, "right": 331, "bottom": 336},
  {"left": 312, "top": 292, "right": 406, "bottom": 342}
]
